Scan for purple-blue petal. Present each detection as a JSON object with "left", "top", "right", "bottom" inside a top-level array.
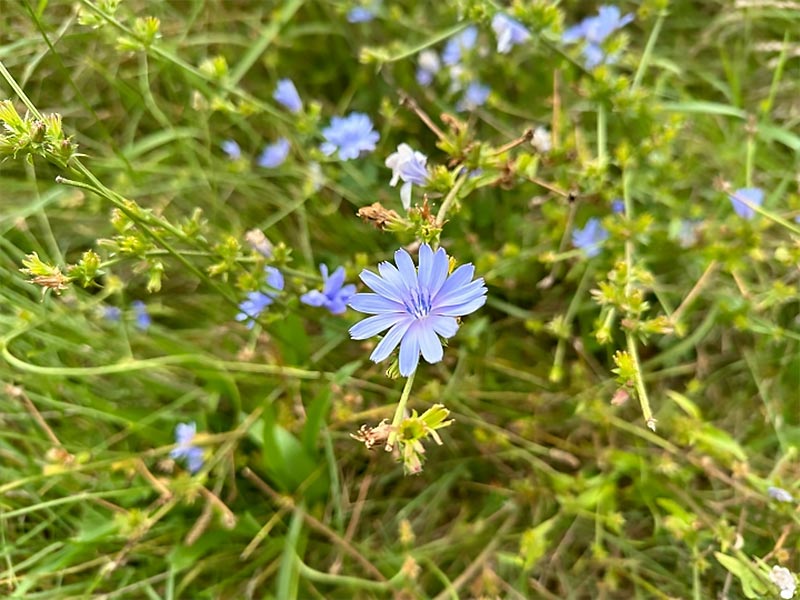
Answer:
[
  {"left": 350, "top": 312, "right": 406, "bottom": 340},
  {"left": 371, "top": 319, "right": 413, "bottom": 363}
]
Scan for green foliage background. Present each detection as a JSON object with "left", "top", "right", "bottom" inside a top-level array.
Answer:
[{"left": 0, "top": 0, "right": 798, "bottom": 598}]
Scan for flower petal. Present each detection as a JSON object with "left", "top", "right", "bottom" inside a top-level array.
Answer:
[
  {"left": 417, "top": 244, "right": 434, "bottom": 291},
  {"left": 349, "top": 292, "right": 406, "bottom": 314},
  {"left": 394, "top": 248, "right": 418, "bottom": 290},
  {"left": 434, "top": 294, "right": 487, "bottom": 317},
  {"left": 358, "top": 268, "right": 404, "bottom": 303},
  {"left": 349, "top": 312, "right": 405, "bottom": 340},
  {"left": 370, "top": 318, "right": 413, "bottom": 363},
  {"left": 429, "top": 315, "right": 459, "bottom": 338},
  {"left": 400, "top": 181, "right": 412, "bottom": 210},
  {"left": 416, "top": 322, "right": 444, "bottom": 364},
  {"left": 377, "top": 261, "right": 407, "bottom": 296},
  {"left": 398, "top": 327, "right": 421, "bottom": 376},
  {"left": 300, "top": 290, "right": 327, "bottom": 307},
  {"left": 433, "top": 278, "right": 487, "bottom": 313}
]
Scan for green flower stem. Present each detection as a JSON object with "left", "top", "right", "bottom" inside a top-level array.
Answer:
[
  {"left": 597, "top": 103, "right": 607, "bottom": 164},
  {"left": 294, "top": 555, "right": 406, "bottom": 591},
  {"left": 385, "top": 370, "right": 416, "bottom": 452},
  {"left": 633, "top": 10, "right": 667, "bottom": 90},
  {"left": 623, "top": 172, "right": 655, "bottom": 431},
  {"left": 435, "top": 172, "right": 468, "bottom": 228}
]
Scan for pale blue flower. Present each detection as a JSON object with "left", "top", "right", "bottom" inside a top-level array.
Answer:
[
  {"left": 767, "top": 486, "right": 794, "bottom": 503},
  {"left": 273, "top": 79, "right": 302, "bottom": 113},
  {"left": 104, "top": 305, "right": 121, "bottom": 322},
  {"left": 416, "top": 49, "right": 441, "bottom": 86},
  {"left": 385, "top": 143, "right": 429, "bottom": 209},
  {"left": 563, "top": 5, "right": 634, "bottom": 68},
  {"left": 611, "top": 199, "right": 624, "bottom": 213},
  {"left": 442, "top": 26, "right": 478, "bottom": 66},
  {"left": 729, "top": 187, "right": 763, "bottom": 219},
  {"left": 236, "top": 266, "right": 284, "bottom": 328},
  {"left": 301, "top": 264, "right": 356, "bottom": 315},
  {"left": 572, "top": 217, "right": 609, "bottom": 257},
  {"left": 456, "top": 82, "right": 490, "bottom": 111},
  {"left": 258, "top": 138, "right": 290, "bottom": 168},
  {"left": 492, "top": 13, "right": 530, "bottom": 54},
  {"left": 349, "top": 244, "right": 487, "bottom": 376},
  {"left": 170, "top": 422, "right": 204, "bottom": 474},
  {"left": 132, "top": 300, "right": 151, "bottom": 331},
  {"left": 320, "top": 112, "right": 380, "bottom": 160},
  {"left": 221, "top": 139, "right": 242, "bottom": 160},
  {"left": 347, "top": 7, "right": 374, "bottom": 23}
]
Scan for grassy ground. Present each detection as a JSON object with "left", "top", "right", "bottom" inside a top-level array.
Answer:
[{"left": 0, "top": 0, "right": 799, "bottom": 598}]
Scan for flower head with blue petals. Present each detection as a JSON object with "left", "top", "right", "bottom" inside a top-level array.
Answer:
[
  {"left": 320, "top": 112, "right": 380, "bottom": 160},
  {"left": 170, "top": 422, "right": 204, "bottom": 474},
  {"left": 385, "top": 144, "right": 429, "bottom": 210},
  {"left": 258, "top": 138, "right": 290, "bottom": 168},
  {"left": 132, "top": 300, "right": 151, "bottom": 331},
  {"left": 416, "top": 50, "right": 441, "bottom": 86},
  {"left": 348, "top": 244, "right": 487, "bottom": 376},
  {"left": 563, "top": 6, "right": 634, "bottom": 68},
  {"left": 492, "top": 14, "right": 530, "bottom": 54},
  {"left": 456, "top": 82, "right": 490, "bottom": 112},
  {"left": 221, "top": 139, "right": 242, "bottom": 160},
  {"left": 236, "top": 266, "right": 284, "bottom": 328},
  {"left": 347, "top": 6, "right": 375, "bottom": 23},
  {"left": 442, "top": 26, "right": 478, "bottom": 66},
  {"left": 729, "top": 187, "right": 763, "bottom": 220},
  {"left": 572, "top": 217, "right": 609, "bottom": 258},
  {"left": 273, "top": 79, "right": 302, "bottom": 113},
  {"left": 301, "top": 264, "right": 356, "bottom": 315}
]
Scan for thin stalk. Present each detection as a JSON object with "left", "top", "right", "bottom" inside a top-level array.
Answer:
[
  {"left": 435, "top": 173, "right": 468, "bottom": 227},
  {"left": 623, "top": 171, "right": 655, "bottom": 431},
  {"left": 633, "top": 10, "right": 666, "bottom": 90},
  {"left": 385, "top": 370, "right": 416, "bottom": 451}
]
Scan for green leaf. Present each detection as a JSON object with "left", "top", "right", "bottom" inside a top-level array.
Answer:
[{"left": 714, "top": 553, "right": 769, "bottom": 599}]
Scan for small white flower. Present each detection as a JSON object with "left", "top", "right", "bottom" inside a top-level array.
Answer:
[
  {"left": 418, "top": 50, "right": 441, "bottom": 75},
  {"left": 531, "top": 126, "right": 552, "bottom": 153},
  {"left": 768, "top": 486, "right": 795, "bottom": 503},
  {"left": 771, "top": 565, "right": 797, "bottom": 600}
]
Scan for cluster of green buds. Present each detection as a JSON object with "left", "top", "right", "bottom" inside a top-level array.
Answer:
[
  {"left": 0, "top": 100, "right": 78, "bottom": 167},
  {"left": 20, "top": 250, "right": 103, "bottom": 297}
]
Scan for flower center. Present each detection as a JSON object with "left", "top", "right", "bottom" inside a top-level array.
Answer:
[{"left": 404, "top": 287, "right": 431, "bottom": 319}]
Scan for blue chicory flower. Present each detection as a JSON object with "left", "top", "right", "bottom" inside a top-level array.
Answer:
[
  {"left": 611, "top": 199, "right": 625, "bottom": 213},
  {"left": 103, "top": 305, "right": 122, "bottom": 322},
  {"left": 456, "top": 82, "right": 490, "bottom": 112},
  {"left": 273, "top": 79, "right": 302, "bottom": 113},
  {"left": 492, "top": 13, "right": 531, "bottom": 54},
  {"left": 221, "top": 139, "right": 242, "bottom": 160},
  {"left": 170, "top": 422, "right": 204, "bottom": 474},
  {"left": 320, "top": 112, "right": 380, "bottom": 160},
  {"left": 132, "top": 300, "right": 151, "bottom": 331},
  {"left": 767, "top": 486, "right": 794, "bottom": 503},
  {"left": 348, "top": 244, "right": 487, "bottom": 376},
  {"left": 563, "top": 5, "right": 634, "bottom": 68},
  {"left": 257, "top": 138, "right": 290, "bottom": 168},
  {"left": 236, "top": 266, "right": 284, "bottom": 328},
  {"left": 729, "top": 187, "right": 763, "bottom": 219},
  {"left": 385, "top": 143, "right": 429, "bottom": 210},
  {"left": 416, "top": 49, "right": 441, "bottom": 86},
  {"left": 301, "top": 264, "right": 356, "bottom": 315},
  {"left": 347, "top": 6, "right": 375, "bottom": 23},
  {"left": 572, "top": 217, "right": 609, "bottom": 258},
  {"left": 442, "top": 26, "right": 478, "bottom": 66}
]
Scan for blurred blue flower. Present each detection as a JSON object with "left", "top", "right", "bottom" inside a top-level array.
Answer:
[
  {"left": 347, "top": 7, "right": 375, "bottom": 23},
  {"left": 416, "top": 49, "right": 441, "bottom": 86},
  {"left": 170, "top": 422, "right": 204, "bottom": 474},
  {"left": 349, "top": 244, "right": 487, "bottom": 376},
  {"left": 767, "top": 486, "right": 794, "bottom": 503},
  {"left": 103, "top": 305, "right": 121, "bottom": 322},
  {"left": 301, "top": 264, "right": 356, "bottom": 315},
  {"left": 273, "top": 79, "right": 302, "bottom": 113},
  {"left": 236, "top": 266, "right": 284, "bottom": 328},
  {"left": 320, "top": 112, "right": 380, "bottom": 160},
  {"left": 257, "top": 138, "right": 290, "bottom": 168},
  {"left": 456, "top": 82, "right": 490, "bottom": 112},
  {"left": 221, "top": 139, "right": 242, "bottom": 160},
  {"left": 385, "top": 143, "right": 429, "bottom": 210},
  {"left": 132, "top": 300, "right": 151, "bottom": 331},
  {"left": 729, "top": 187, "right": 763, "bottom": 219},
  {"left": 492, "top": 13, "right": 530, "bottom": 54},
  {"left": 563, "top": 5, "right": 634, "bottom": 68},
  {"left": 442, "top": 26, "right": 478, "bottom": 66},
  {"left": 611, "top": 199, "right": 625, "bottom": 213},
  {"left": 572, "top": 217, "right": 609, "bottom": 257}
]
